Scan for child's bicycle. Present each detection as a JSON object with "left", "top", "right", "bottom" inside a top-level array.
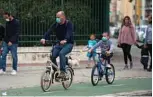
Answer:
[
  {"left": 40, "top": 41, "right": 74, "bottom": 92},
  {"left": 91, "top": 52, "right": 115, "bottom": 86}
]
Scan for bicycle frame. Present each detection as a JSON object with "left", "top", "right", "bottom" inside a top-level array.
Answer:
[
  {"left": 41, "top": 41, "right": 74, "bottom": 92},
  {"left": 96, "top": 53, "right": 108, "bottom": 76},
  {"left": 45, "top": 60, "right": 59, "bottom": 79},
  {"left": 45, "top": 41, "right": 74, "bottom": 80}
]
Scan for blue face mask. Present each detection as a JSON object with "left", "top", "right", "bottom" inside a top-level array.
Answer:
[
  {"left": 102, "top": 37, "right": 107, "bottom": 42},
  {"left": 56, "top": 18, "right": 61, "bottom": 23}
]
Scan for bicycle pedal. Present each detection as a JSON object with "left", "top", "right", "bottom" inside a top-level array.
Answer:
[
  {"left": 61, "top": 77, "right": 69, "bottom": 81},
  {"left": 55, "top": 78, "right": 60, "bottom": 82}
]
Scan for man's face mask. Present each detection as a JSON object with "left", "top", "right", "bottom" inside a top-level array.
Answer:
[
  {"left": 4, "top": 15, "right": 10, "bottom": 22},
  {"left": 56, "top": 18, "right": 61, "bottom": 23},
  {"left": 102, "top": 37, "right": 108, "bottom": 42},
  {"left": 5, "top": 18, "right": 9, "bottom": 21}
]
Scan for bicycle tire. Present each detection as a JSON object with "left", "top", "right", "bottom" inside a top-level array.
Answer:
[
  {"left": 105, "top": 64, "right": 115, "bottom": 84},
  {"left": 69, "top": 66, "right": 74, "bottom": 75},
  {"left": 91, "top": 65, "right": 99, "bottom": 86},
  {"left": 62, "top": 67, "right": 73, "bottom": 89},
  {"left": 40, "top": 69, "right": 52, "bottom": 92}
]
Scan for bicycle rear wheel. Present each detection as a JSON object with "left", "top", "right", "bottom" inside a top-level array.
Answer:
[
  {"left": 40, "top": 69, "right": 52, "bottom": 92},
  {"left": 62, "top": 67, "right": 73, "bottom": 89},
  {"left": 91, "top": 65, "right": 100, "bottom": 86},
  {"left": 105, "top": 64, "right": 115, "bottom": 84}
]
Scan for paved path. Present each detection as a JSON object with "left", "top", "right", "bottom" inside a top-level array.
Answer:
[
  {"left": 0, "top": 78, "right": 151, "bottom": 96},
  {"left": 0, "top": 64, "right": 152, "bottom": 96}
]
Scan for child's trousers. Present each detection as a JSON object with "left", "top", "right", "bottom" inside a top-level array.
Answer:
[{"left": 140, "top": 56, "right": 149, "bottom": 69}]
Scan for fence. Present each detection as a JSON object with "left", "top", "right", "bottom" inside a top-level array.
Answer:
[{"left": 0, "top": 0, "right": 110, "bottom": 46}]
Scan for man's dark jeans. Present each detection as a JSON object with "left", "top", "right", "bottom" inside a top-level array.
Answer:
[
  {"left": 51, "top": 43, "right": 73, "bottom": 72},
  {"left": 0, "top": 42, "right": 18, "bottom": 71}
]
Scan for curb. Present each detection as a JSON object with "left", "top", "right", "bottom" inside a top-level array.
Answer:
[{"left": 100, "top": 90, "right": 152, "bottom": 96}]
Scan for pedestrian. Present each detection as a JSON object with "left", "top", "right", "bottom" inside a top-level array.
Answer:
[
  {"left": 144, "top": 15, "right": 152, "bottom": 72},
  {"left": 85, "top": 34, "right": 97, "bottom": 68},
  {"left": 136, "top": 43, "right": 149, "bottom": 70},
  {"left": 0, "top": 12, "right": 20, "bottom": 75},
  {"left": 40, "top": 11, "right": 74, "bottom": 78},
  {"left": 118, "top": 16, "right": 137, "bottom": 69}
]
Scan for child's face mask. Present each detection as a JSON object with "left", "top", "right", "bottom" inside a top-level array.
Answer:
[{"left": 102, "top": 37, "right": 108, "bottom": 42}]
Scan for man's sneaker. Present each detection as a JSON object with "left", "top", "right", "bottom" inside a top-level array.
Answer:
[
  {"left": 11, "top": 70, "right": 17, "bottom": 75},
  {"left": 0, "top": 69, "right": 6, "bottom": 74},
  {"left": 106, "top": 64, "right": 111, "bottom": 69},
  {"left": 58, "top": 71, "right": 66, "bottom": 78}
]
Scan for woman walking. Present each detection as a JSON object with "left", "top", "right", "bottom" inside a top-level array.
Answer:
[{"left": 118, "top": 16, "right": 137, "bottom": 69}]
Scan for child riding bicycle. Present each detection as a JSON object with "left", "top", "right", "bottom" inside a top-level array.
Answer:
[{"left": 89, "top": 32, "right": 114, "bottom": 68}]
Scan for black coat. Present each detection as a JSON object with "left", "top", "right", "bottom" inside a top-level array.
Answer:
[{"left": 4, "top": 19, "right": 20, "bottom": 44}]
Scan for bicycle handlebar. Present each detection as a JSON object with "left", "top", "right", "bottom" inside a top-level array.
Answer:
[
  {"left": 41, "top": 40, "right": 59, "bottom": 46},
  {"left": 45, "top": 40, "right": 59, "bottom": 45}
]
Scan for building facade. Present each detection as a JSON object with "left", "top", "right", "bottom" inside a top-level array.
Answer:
[
  {"left": 110, "top": 0, "right": 134, "bottom": 26},
  {"left": 141, "top": 0, "right": 152, "bottom": 25}
]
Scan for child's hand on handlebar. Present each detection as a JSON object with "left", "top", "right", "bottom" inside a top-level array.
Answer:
[
  {"left": 40, "top": 39, "right": 46, "bottom": 45},
  {"left": 106, "top": 51, "right": 111, "bottom": 56},
  {"left": 106, "top": 51, "right": 111, "bottom": 54}
]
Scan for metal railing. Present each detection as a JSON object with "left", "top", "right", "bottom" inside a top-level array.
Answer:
[{"left": 0, "top": 0, "right": 110, "bottom": 46}]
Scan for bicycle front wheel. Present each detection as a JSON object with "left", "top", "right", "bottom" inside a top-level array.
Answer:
[
  {"left": 105, "top": 64, "right": 115, "bottom": 84},
  {"left": 62, "top": 67, "right": 73, "bottom": 89},
  {"left": 91, "top": 65, "right": 100, "bottom": 86},
  {"left": 40, "top": 69, "right": 52, "bottom": 92}
]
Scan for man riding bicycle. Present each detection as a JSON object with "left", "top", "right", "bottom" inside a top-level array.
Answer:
[{"left": 40, "top": 11, "right": 74, "bottom": 78}]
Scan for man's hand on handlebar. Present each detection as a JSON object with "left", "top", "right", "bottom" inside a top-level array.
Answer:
[
  {"left": 40, "top": 39, "right": 46, "bottom": 45},
  {"left": 60, "top": 40, "right": 67, "bottom": 45},
  {"left": 40, "top": 39, "right": 66, "bottom": 46}
]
